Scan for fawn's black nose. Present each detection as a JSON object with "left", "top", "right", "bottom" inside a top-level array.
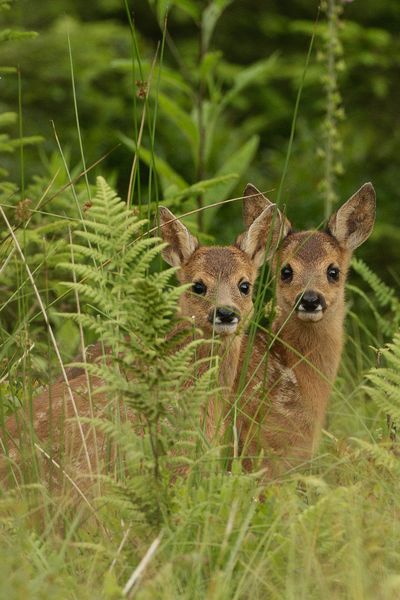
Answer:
[
  {"left": 209, "top": 306, "right": 239, "bottom": 324},
  {"left": 296, "top": 291, "right": 326, "bottom": 313}
]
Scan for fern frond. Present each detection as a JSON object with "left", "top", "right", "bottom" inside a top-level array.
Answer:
[
  {"left": 131, "top": 242, "right": 169, "bottom": 276},
  {"left": 59, "top": 263, "right": 105, "bottom": 284},
  {"left": 57, "top": 176, "right": 220, "bottom": 524},
  {"left": 352, "top": 258, "right": 398, "bottom": 309},
  {"left": 66, "top": 243, "right": 112, "bottom": 265},
  {"left": 364, "top": 332, "right": 400, "bottom": 428},
  {"left": 123, "top": 237, "right": 165, "bottom": 266},
  {"left": 351, "top": 258, "right": 400, "bottom": 337},
  {"left": 350, "top": 438, "right": 400, "bottom": 475},
  {"left": 78, "top": 416, "right": 146, "bottom": 465},
  {"left": 347, "top": 283, "right": 393, "bottom": 337}
]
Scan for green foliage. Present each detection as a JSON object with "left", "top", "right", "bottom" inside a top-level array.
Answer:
[
  {"left": 2, "top": 0, "right": 400, "bottom": 256},
  {"left": 58, "top": 177, "right": 218, "bottom": 523},
  {"left": 118, "top": 0, "right": 272, "bottom": 235},
  {"left": 364, "top": 332, "right": 400, "bottom": 429},
  {"left": 350, "top": 257, "right": 400, "bottom": 337},
  {"left": 0, "top": 159, "right": 95, "bottom": 387},
  {"left": 0, "top": 1, "right": 41, "bottom": 182}
]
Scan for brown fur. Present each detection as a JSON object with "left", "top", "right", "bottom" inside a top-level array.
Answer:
[
  {"left": 234, "top": 183, "right": 376, "bottom": 477},
  {"left": 160, "top": 203, "right": 280, "bottom": 439},
  {"left": 1, "top": 197, "right": 277, "bottom": 490},
  {"left": 170, "top": 244, "right": 258, "bottom": 440}
]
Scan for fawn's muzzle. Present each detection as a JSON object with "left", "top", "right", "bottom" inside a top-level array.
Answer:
[
  {"left": 208, "top": 306, "right": 240, "bottom": 331},
  {"left": 296, "top": 291, "right": 326, "bottom": 314}
]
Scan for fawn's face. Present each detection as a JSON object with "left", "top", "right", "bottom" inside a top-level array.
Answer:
[
  {"left": 158, "top": 198, "right": 280, "bottom": 336},
  {"left": 275, "top": 231, "right": 349, "bottom": 323},
  {"left": 242, "top": 182, "right": 376, "bottom": 324},
  {"left": 177, "top": 246, "right": 257, "bottom": 335}
]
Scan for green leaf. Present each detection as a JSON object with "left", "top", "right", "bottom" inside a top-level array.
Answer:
[
  {"left": 200, "top": 50, "right": 223, "bottom": 81},
  {"left": 158, "top": 64, "right": 193, "bottom": 97},
  {"left": 163, "top": 173, "right": 238, "bottom": 203},
  {"left": 202, "top": 135, "right": 260, "bottom": 229},
  {"left": 0, "top": 66, "right": 17, "bottom": 73},
  {"left": 119, "top": 133, "right": 188, "bottom": 191},
  {"left": 221, "top": 55, "right": 279, "bottom": 110},
  {"left": 155, "top": 0, "right": 169, "bottom": 22},
  {"left": 56, "top": 319, "right": 79, "bottom": 361},
  {"left": 0, "top": 112, "right": 17, "bottom": 128},
  {"left": 0, "top": 29, "right": 38, "bottom": 43},
  {"left": 0, "top": 133, "right": 13, "bottom": 152},
  {"left": 33, "top": 220, "right": 79, "bottom": 236},
  {"left": 204, "top": 56, "right": 278, "bottom": 158},
  {"left": 8, "top": 135, "right": 44, "bottom": 148},
  {"left": 202, "top": 0, "right": 233, "bottom": 49},
  {"left": 157, "top": 92, "right": 199, "bottom": 155},
  {"left": 172, "top": 0, "right": 200, "bottom": 20}
]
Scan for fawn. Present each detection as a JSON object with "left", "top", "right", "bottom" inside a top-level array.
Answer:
[
  {"left": 234, "top": 182, "right": 376, "bottom": 477},
  {"left": 158, "top": 204, "right": 280, "bottom": 404},
  {"left": 1, "top": 199, "right": 278, "bottom": 487}
]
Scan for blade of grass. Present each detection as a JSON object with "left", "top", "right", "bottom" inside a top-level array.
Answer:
[{"left": 67, "top": 32, "right": 91, "bottom": 201}]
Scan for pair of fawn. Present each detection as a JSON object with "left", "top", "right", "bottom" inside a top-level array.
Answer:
[{"left": 1, "top": 181, "right": 376, "bottom": 484}]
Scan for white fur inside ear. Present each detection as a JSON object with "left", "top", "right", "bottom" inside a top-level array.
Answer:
[
  {"left": 158, "top": 207, "right": 199, "bottom": 266},
  {"left": 238, "top": 204, "right": 286, "bottom": 267},
  {"left": 243, "top": 183, "right": 274, "bottom": 229},
  {"left": 328, "top": 183, "right": 376, "bottom": 250}
]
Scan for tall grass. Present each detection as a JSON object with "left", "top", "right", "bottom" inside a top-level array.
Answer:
[{"left": 0, "top": 3, "right": 400, "bottom": 599}]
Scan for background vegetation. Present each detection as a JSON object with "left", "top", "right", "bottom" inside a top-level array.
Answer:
[{"left": 0, "top": 1, "right": 400, "bottom": 598}]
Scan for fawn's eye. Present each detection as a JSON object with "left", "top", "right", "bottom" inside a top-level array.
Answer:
[
  {"left": 192, "top": 281, "right": 207, "bottom": 295},
  {"left": 281, "top": 264, "right": 293, "bottom": 282},
  {"left": 239, "top": 281, "right": 250, "bottom": 295},
  {"left": 327, "top": 264, "right": 340, "bottom": 282}
]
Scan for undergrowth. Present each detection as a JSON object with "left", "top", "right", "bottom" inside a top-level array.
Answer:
[{"left": 0, "top": 175, "right": 399, "bottom": 600}]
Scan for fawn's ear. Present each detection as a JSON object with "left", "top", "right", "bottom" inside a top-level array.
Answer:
[
  {"left": 236, "top": 204, "right": 287, "bottom": 268},
  {"left": 243, "top": 183, "right": 274, "bottom": 228},
  {"left": 327, "top": 183, "right": 376, "bottom": 250},
  {"left": 158, "top": 207, "right": 199, "bottom": 267},
  {"left": 243, "top": 183, "right": 292, "bottom": 233}
]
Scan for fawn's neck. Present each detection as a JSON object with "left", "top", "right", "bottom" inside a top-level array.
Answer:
[
  {"left": 217, "top": 334, "right": 243, "bottom": 388},
  {"left": 187, "top": 328, "right": 243, "bottom": 442},
  {"left": 273, "top": 301, "right": 345, "bottom": 420},
  {"left": 196, "top": 332, "right": 243, "bottom": 389},
  {"left": 171, "top": 320, "right": 243, "bottom": 390}
]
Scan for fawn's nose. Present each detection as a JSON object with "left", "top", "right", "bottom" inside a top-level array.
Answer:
[
  {"left": 209, "top": 306, "right": 240, "bottom": 325},
  {"left": 296, "top": 291, "right": 326, "bottom": 313}
]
